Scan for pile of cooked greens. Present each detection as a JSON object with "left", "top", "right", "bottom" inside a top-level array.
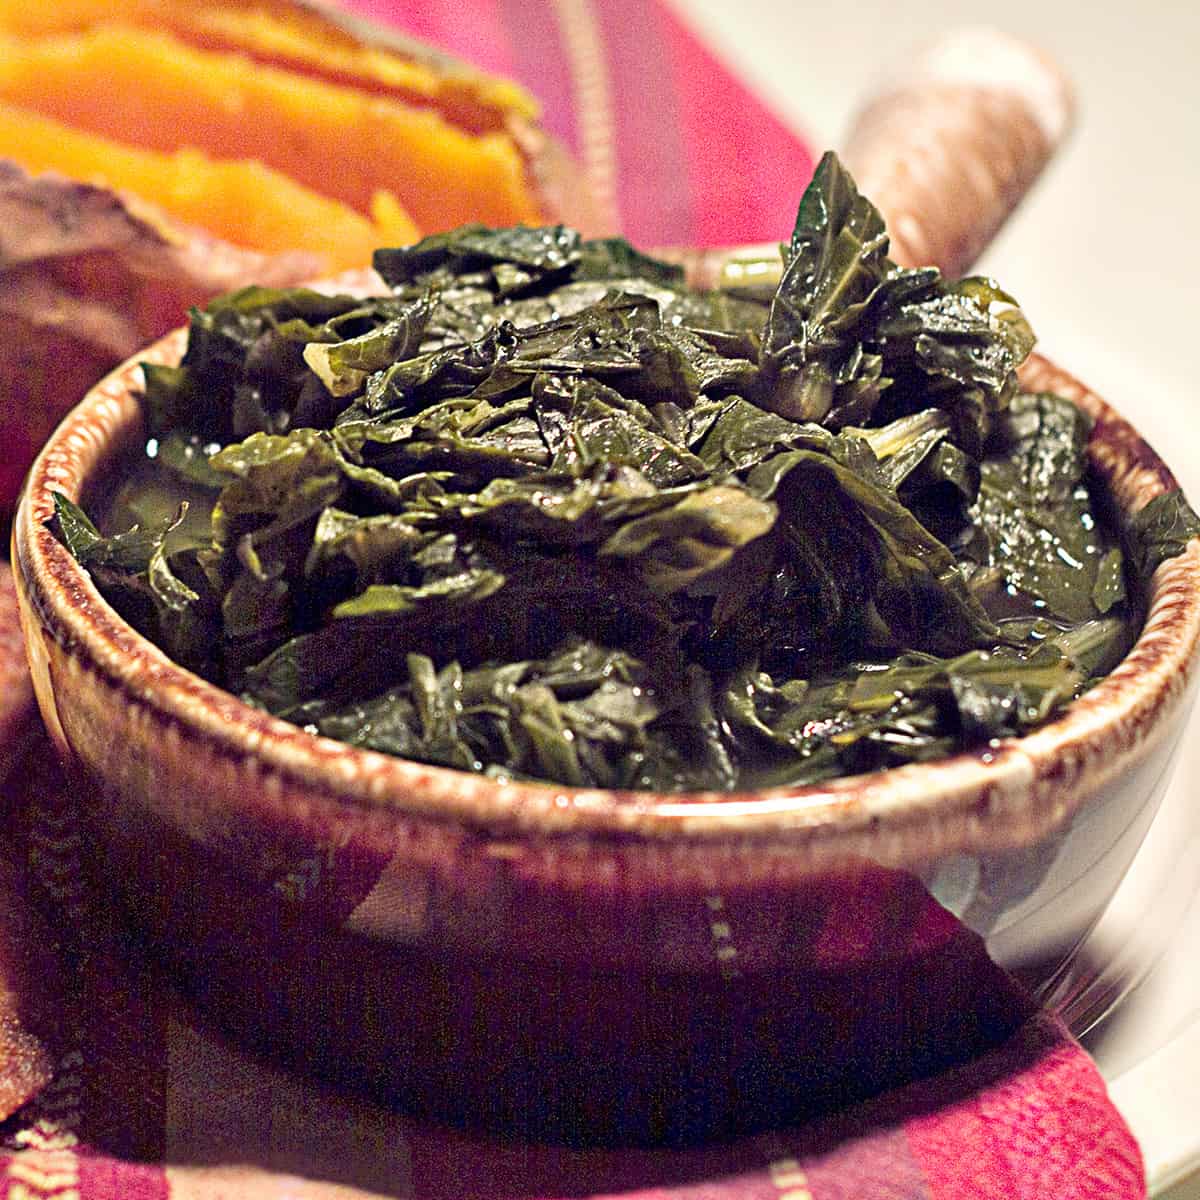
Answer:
[{"left": 53, "top": 153, "right": 1200, "bottom": 791}]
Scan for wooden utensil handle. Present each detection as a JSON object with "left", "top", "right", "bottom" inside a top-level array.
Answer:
[
  {"left": 671, "top": 28, "right": 1073, "bottom": 290},
  {"left": 841, "top": 27, "right": 1075, "bottom": 276}
]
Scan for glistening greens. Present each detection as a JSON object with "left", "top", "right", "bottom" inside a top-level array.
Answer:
[{"left": 52, "top": 152, "right": 1200, "bottom": 792}]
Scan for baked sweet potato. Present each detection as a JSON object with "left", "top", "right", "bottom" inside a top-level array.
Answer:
[
  {"left": 0, "top": 101, "right": 419, "bottom": 271},
  {"left": 0, "top": 3, "right": 595, "bottom": 520},
  {"left": 0, "top": 164, "right": 326, "bottom": 510},
  {"left": 0, "top": 26, "right": 541, "bottom": 233}
]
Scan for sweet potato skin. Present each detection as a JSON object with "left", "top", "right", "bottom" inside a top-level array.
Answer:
[{"left": 0, "top": 165, "right": 322, "bottom": 516}]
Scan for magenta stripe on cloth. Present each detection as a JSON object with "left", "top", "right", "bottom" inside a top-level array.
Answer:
[
  {"left": 400, "top": 1125, "right": 935, "bottom": 1199},
  {"left": 657, "top": 3, "right": 817, "bottom": 246},
  {"left": 905, "top": 1018, "right": 1147, "bottom": 1199},
  {"left": 799, "top": 1128, "right": 934, "bottom": 1200},
  {"left": 346, "top": 0, "right": 521, "bottom": 81},
  {"left": 77, "top": 1153, "right": 169, "bottom": 1200},
  {"left": 591, "top": 0, "right": 696, "bottom": 245}
]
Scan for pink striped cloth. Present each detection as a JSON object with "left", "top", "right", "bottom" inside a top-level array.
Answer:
[
  {"left": 0, "top": 4, "right": 1147, "bottom": 1197},
  {"left": 0, "top": 716, "right": 1144, "bottom": 1200},
  {"left": 344, "top": 0, "right": 816, "bottom": 247}
]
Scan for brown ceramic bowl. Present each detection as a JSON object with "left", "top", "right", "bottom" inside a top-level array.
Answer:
[
  {"left": 12, "top": 322, "right": 1200, "bottom": 1144},
  {"left": 7, "top": 28, "right": 1190, "bottom": 1145}
]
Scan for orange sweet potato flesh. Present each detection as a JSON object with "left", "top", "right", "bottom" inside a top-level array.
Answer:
[
  {"left": 0, "top": 0, "right": 540, "bottom": 134},
  {"left": 0, "top": 26, "right": 544, "bottom": 233},
  {"left": 0, "top": 102, "right": 418, "bottom": 274}
]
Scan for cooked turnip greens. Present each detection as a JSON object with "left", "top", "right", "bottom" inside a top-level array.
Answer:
[{"left": 53, "top": 153, "right": 1200, "bottom": 791}]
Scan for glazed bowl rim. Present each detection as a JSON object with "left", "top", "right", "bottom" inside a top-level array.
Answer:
[{"left": 13, "top": 327, "right": 1200, "bottom": 864}]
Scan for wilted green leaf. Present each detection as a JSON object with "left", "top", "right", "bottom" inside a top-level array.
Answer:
[
  {"left": 966, "top": 392, "right": 1119, "bottom": 625},
  {"left": 1124, "top": 489, "right": 1200, "bottom": 583},
  {"left": 757, "top": 152, "right": 1034, "bottom": 453}
]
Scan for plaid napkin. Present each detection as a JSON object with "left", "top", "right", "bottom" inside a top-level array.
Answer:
[
  {"left": 0, "top": 3, "right": 1148, "bottom": 1195},
  {"left": 341, "top": 0, "right": 815, "bottom": 247},
  {"left": 0, "top": 666, "right": 1146, "bottom": 1199}
]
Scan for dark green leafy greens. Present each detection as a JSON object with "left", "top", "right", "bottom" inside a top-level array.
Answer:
[
  {"left": 52, "top": 152, "right": 1199, "bottom": 791},
  {"left": 1123, "top": 490, "right": 1200, "bottom": 582},
  {"left": 758, "top": 156, "right": 1035, "bottom": 457}
]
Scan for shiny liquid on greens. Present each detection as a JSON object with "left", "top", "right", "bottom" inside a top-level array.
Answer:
[{"left": 52, "top": 153, "right": 1200, "bottom": 792}]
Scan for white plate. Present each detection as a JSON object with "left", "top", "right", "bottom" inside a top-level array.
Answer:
[{"left": 1076, "top": 723, "right": 1200, "bottom": 1196}]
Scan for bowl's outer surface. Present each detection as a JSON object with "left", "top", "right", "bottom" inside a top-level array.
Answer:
[{"left": 12, "top": 331, "right": 1200, "bottom": 1142}]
